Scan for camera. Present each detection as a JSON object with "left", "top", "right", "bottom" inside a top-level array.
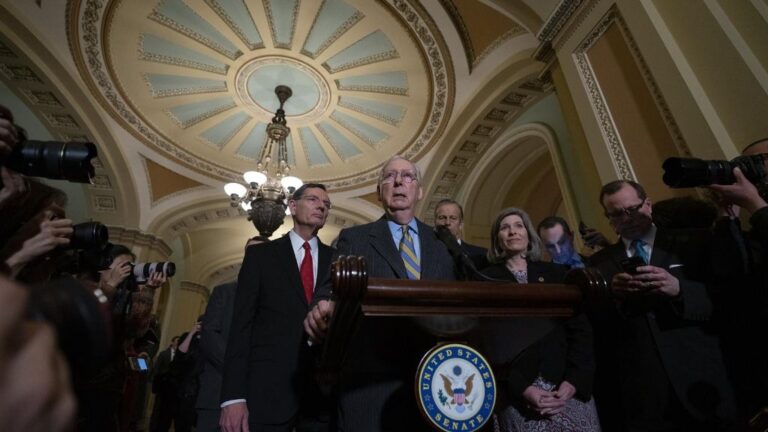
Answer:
[
  {"left": 5, "top": 139, "right": 97, "bottom": 184},
  {"left": 662, "top": 154, "right": 767, "bottom": 189},
  {"left": 131, "top": 261, "right": 176, "bottom": 282},
  {"left": 69, "top": 221, "right": 109, "bottom": 250}
]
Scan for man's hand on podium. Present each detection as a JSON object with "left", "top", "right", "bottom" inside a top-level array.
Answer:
[{"left": 304, "top": 300, "right": 334, "bottom": 343}]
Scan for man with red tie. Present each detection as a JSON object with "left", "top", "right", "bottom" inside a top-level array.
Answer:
[{"left": 220, "top": 183, "right": 333, "bottom": 432}]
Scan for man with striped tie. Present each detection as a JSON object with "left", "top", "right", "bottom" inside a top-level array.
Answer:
[
  {"left": 306, "top": 155, "right": 456, "bottom": 432},
  {"left": 586, "top": 180, "right": 735, "bottom": 431}
]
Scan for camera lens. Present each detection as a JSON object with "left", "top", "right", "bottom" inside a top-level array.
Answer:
[
  {"left": 6, "top": 140, "right": 97, "bottom": 183},
  {"left": 662, "top": 157, "right": 734, "bottom": 188},
  {"left": 69, "top": 222, "right": 109, "bottom": 250}
]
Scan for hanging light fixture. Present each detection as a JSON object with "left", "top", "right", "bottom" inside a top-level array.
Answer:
[{"left": 224, "top": 85, "right": 303, "bottom": 238}]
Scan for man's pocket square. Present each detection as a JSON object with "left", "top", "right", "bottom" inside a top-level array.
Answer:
[{"left": 669, "top": 264, "right": 684, "bottom": 269}]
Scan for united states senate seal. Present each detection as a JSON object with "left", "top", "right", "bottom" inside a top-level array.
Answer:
[{"left": 415, "top": 343, "right": 496, "bottom": 431}]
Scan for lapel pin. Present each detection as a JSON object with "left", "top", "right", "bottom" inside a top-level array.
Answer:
[{"left": 538, "top": 276, "right": 544, "bottom": 282}]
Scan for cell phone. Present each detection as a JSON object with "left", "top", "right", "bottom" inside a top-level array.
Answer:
[
  {"left": 620, "top": 256, "right": 646, "bottom": 275},
  {"left": 128, "top": 356, "right": 149, "bottom": 372}
]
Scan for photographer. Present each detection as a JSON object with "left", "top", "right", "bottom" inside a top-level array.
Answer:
[
  {"left": 706, "top": 138, "right": 768, "bottom": 423},
  {"left": 0, "top": 104, "right": 18, "bottom": 163}
]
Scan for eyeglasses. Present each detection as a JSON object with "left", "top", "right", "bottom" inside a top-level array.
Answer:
[
  {"left": 298, "top": 195, "right": 332, "bottom": 209},
  {"left": 380, "top": 170, "right": 418, "bottom": 184},
  {"left": 605, "top": 201, "right": 645, "bottom": 220}
]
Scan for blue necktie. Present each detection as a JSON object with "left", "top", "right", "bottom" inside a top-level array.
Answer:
[
  {"left": 632, "top": 239, "right": 649, "bottom": 264},
  {"left": 399, "top": 225, "right": 421, "bottom": 280}
]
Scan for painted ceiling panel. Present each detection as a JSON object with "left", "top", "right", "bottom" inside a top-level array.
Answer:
[
  {"left": 285, "top": 134, "right": 296, "bottom": 166},
  {"left": 317, "top": 121, "right": 361, "bottom": 159},
  {"left": 331, "top": 110, "right": 388, "bottom": 147},
  {"left": 264, "top": 0, "right": 298, "bottom": 48},
  {"left": 205, "top": 0, "right": 264, "bottom": 49},
  {"left": 145, "top": 157, "right": 205, "bottom": 202},
  {"left": 338, "top": 96, "right": 405, "bottom": 126},
  {"left": 236, "top": 122, "right": 267, "bottom": 160},
  {"left": 336, "top": 71, "right": 408, "bottom": 95},
  {"left": 199, "top": 111, "right": 251, "bottom": 148},
  {"left": 139, "top": 34, "right": 228, "bottom": 74},
  {"left": 150, "top": 0, "right": 242, "bottom": 59},
  {"left": 145, "top": 73, "right": 227, "bottom": 97},
  {"left": 299, "top": 127, "right": 331, "bottom": 166},
  {"left": 323, "top": 31, "right": 398, "bottom": 73},
  {"left": 166, "top": 96, "right": 236, "bottom": 128},
  {"left": 302, "top": 0, "right": 363, "bottom": 58}
]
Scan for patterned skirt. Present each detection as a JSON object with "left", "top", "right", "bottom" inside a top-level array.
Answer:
[{"left": 493, "top": 377, "right": 601, "bottom": 432}]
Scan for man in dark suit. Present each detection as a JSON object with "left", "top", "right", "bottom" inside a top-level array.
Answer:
[
  {"left": 434, "top": 198, "right": 488, "bottom": 270},
  {"left": 537, "top": 216, "right": 585, "bottom": 268},
  {"left": 587, "top": 180, "right": 735, "bottom": 431},
  {"left": 219, "top": 183, "right": 333, "bottom": 432},
  {"left": 150, "top": 336, "right": 180, "bottom": 432},
  {"left": 305, "top": 156, "right": 456, "bottom": 432},
  {"left": 197, "top": 239, "right": 265, "bottom": 432}
]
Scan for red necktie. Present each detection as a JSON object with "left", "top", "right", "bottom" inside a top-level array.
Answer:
[{"left": 300, "top": 242, "right": 314, "bottom": 304}]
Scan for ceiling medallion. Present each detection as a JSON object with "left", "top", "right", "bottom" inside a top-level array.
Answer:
[{"left": 234, "top": 56, "right": 331, "bottom": 125}]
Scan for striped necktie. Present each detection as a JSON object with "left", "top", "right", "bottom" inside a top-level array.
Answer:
[{"left": 399, "top": 225, "right": 421, "bottom": 280}]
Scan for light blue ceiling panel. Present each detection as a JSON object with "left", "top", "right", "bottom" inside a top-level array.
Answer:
[
  {"left": 264, "top": 0, "right": 298, "bottom": 49},
  {"left": 323, "top": 31, "right": 398, "bottom": 73},
  {"left": 338, "top": 96, "right": 405, "bottom": 126},
  {"left": 286, "top": 133, "right": 296, "bottom": 166},
  {"left": 336, "top": 71, "right": 408, "bottom": 95},
  {"left": 247, "top": 65, "right": 319, "bottom": 115},
  {"left": 302, "top": 0, "right": 362, "bottom": 58},
  {"left": 298, "top": 127, "right": 330, "bottom": 166},
  {"left": 166, "top": 96, "right": 235, "bottom": 128},
  {"left": 145, "top": 73, "right": 227, "bottom": 97},
  {"left": 152, "top": 0, "right": 242, "bottom": 59},
  {"left": 199, "top": 111, "right": 250, "bottom": 149},
  {"left": 205, "top": 0, "right": 263, "bottom": 49},
  {"left": 235, "top": 123, "right": 267, "bottom": 159},
  {"left": 317, "top": 121, "right": 361, "bottom": 160},
  {"left": 140, "top": 34, "right": 228, "bottom": 74},
  {"left": 331, "top": 110, "right": 388, "bottom": 147}
]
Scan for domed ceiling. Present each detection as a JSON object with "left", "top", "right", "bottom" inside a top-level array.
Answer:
[{"left": 69, "top": 0, "right": 454, "bottom": 189}]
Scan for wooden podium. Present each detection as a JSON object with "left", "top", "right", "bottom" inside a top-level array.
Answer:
[{"left": 319, "top": 255, "right": 609, "bottom": 382}]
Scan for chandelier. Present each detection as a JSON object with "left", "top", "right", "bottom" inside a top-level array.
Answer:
[{"left": 224, "top": 85, "right": 303, "bottom": 239}]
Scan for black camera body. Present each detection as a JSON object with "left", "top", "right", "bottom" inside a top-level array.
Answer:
[
  {"left": 5, "top": 139, "right": 97, "bottom": 184},
  {"left": 662, "top": 154, "right": 768, "bottom": 195}
]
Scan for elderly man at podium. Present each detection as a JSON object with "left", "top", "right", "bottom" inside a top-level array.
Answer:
[{"left": 305, "top": 155, "right": 456, "bottom": 431}]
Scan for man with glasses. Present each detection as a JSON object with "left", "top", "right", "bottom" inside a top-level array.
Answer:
[
  {"left": 305, "top": 156, "right": 455, "bottom": 431},
  {"left": 220, "top": 183, "right": 333, "bottom": 432},
  {"left": 586, "top": 180, "right": 735, "bottom": 431}
]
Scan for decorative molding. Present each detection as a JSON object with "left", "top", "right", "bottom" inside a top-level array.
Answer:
[
  {"left": 0, "top": 64, "right": 43, "bottom": 82},
  {"left": 537, "top": 0, "right": 586, "bottom": 42},
  {"left": 572, "top": 6, "right": 635, "bottom": 180},
  {"left": 148, "top": 5, "right": 242, "bottom": 60},
  {"left": 205, "top": 263, "right": 241, "bottom": 288},
  {"left": 180, "top": 281, "right": 210, "bottom": 300},
  {"left": 107, "top": 225, "right": 174, "bottom": 257},
  {"left": 137, "top": 35, "right": 228, "bottom": 75},
  {"left": 263, "top": 0, "right": 299, "bottom": 50},
  {"left": 204, "top": 0, "right": 264, "bottom": 51},
  {"left": 93, "top": 195, "right": 117, "bottom": 212},
  {"left": 302, "top": 0, "right": 363, "bottom": 59}
]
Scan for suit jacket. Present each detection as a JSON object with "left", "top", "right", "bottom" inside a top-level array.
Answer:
[
  {"left": 196, "top": 281, "right": 236, "bottom": 410},
  {"left": 316, "top": 216, "right": 456, "bottom": 375},
  {"left": 587, "top": 228, "right": 735, "bottom": 426},
  {"left": 460, "top": 240, "right": 489, "bottom": 270},
  {"left": 482, "top": 261, "right": 594, "bottom": 404},
  {"left": 220, "top": 234, "right": 332, "bottom": 424}
]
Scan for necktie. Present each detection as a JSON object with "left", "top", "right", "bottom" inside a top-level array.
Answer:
[
  {"left": 300, "top": 242, "right": 314, "bottom": 303},
  {"left": 399, "top": 225, "right": 421, "bottom": 280},
  {"left": 631, "top": 239, "right": 649, "bottom": 264}
]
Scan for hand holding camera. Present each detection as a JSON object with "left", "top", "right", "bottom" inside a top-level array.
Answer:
[
  {"left": 101, "top": 255, "right": 133, "bottom": 291},
  {"left": 708, "top": 167, "right": 768, "bottom": 215}
]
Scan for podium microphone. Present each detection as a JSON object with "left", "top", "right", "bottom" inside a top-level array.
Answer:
[{"left": 434, "top": 226, "right": 499, "bottom": 282}]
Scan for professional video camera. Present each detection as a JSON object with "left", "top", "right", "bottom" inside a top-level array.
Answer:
[
  {"left": 662, "top": 154, "right": 768, "bottom": 198},
  {"left": 3, "top": 126, "right": 97, "bottom": 183}
]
